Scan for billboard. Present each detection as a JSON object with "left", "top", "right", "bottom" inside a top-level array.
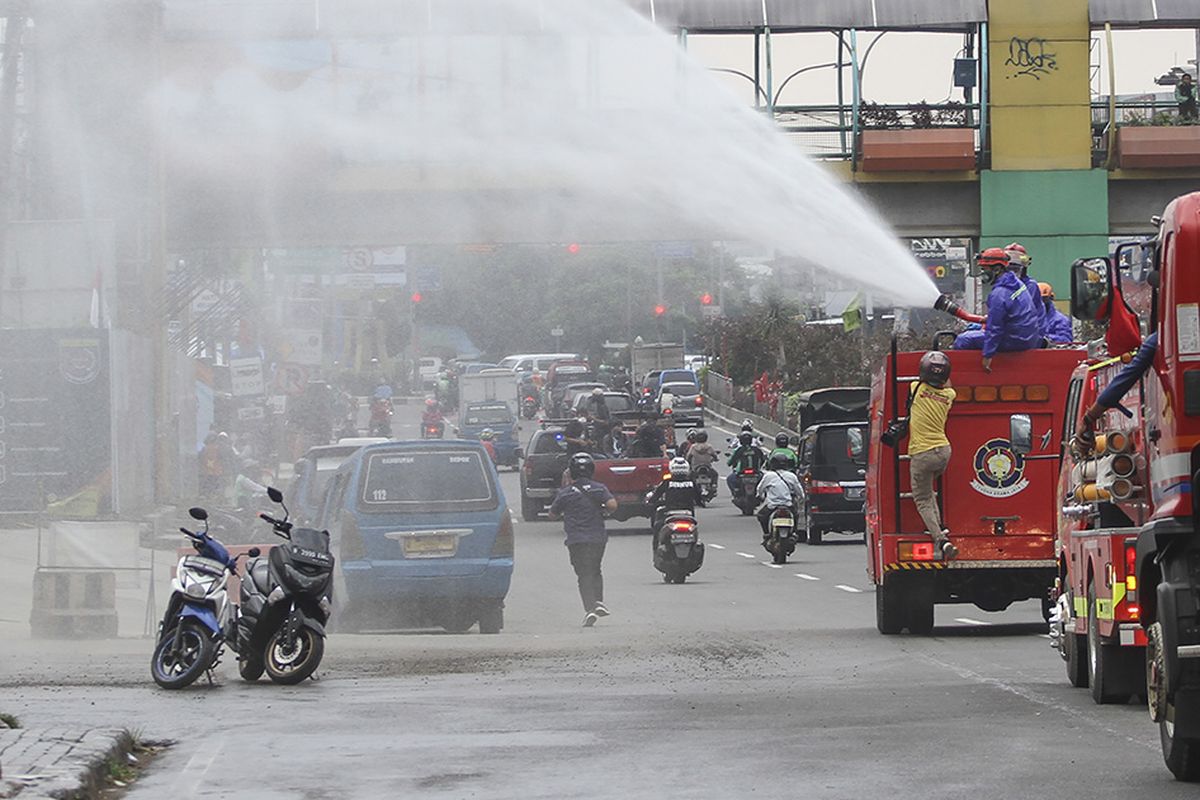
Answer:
[{"left": 0, "top": 330, "right": 112, "bottom": 515}]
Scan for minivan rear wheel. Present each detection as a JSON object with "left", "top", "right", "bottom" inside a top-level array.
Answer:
[{"left": 478, "top": 602, "right": 504, "bottom": 634}]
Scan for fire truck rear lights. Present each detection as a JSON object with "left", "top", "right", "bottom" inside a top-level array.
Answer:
[
  {"left": 953, "top": 385, "right": 1049, "bottom": 403},
  {"left": 1128, "top": 605, "right": 1140, "bottom": 620},
  {"left": 899, "top": 541, "right": 935, "bottom": 561}
]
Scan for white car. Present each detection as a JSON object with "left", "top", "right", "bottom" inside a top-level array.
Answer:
[{"left": 418, "top": 357, "right": 443, "bottom": 388}]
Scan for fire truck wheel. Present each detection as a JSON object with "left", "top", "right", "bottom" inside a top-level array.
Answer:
[
  {"left": 1088, "top": 585, "right": 1128, "bottom": 704},
  {"left": 875, "top": 580, "right": 903, "bottom": 635},
  {"left": 906, "top": 582, "right": 935, "bottom": 636}
]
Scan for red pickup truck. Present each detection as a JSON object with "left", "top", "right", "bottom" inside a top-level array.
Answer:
[{"left": 519, "top": 425, "right": 667, "bottom": 522}]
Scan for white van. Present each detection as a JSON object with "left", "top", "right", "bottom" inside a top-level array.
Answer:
[
  {"left": 418, "top": 356, "right": 443, "bottom": 387},
  {"left": 498, "top": 353, "right": 582, "bottom": 374}
]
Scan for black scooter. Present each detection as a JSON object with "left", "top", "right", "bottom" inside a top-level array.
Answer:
[
  {"left": 693, "top": 464, "right": 719, "bottom": 506},
  {"left": 237, "top": 487, "right": 334, "bottom": 685},
  {"left": 652, "top": 508, "right": 704, "bottom": 584}
]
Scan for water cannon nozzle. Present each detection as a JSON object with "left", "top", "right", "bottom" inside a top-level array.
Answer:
[{"left": 934, "top": 293, "right": 985, "bottom": 325}]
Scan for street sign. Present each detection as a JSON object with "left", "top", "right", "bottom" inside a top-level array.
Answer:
[
  {"left": 191, "top": 289, "right": 219, "bottom": 316},
  {"left": 229, "top": 357, "right": 265, "bottom": 397},
  {"left": 267, "top": 395, "right": 288, "bottom": 415},
  {"left": 237, "top": 405, "right": 265, "bottom": 421},
  {"left": 550, "top": 327, "right": 564, "bottom": 338},
  {"left": 345, "top": 273, "right": 376, "bottom": 289},
  {"left": 700, "top": 305, "right": 723, "bottom": 319},
  {"left": 281, "top": 330, "right": 323, "bottom": 366}
]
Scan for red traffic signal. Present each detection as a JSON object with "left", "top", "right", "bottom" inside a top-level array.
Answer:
[
  {"left": 410, "top": 291, "right": 423, "bottom": 304},
  {"left": 566, "top": 243, "right": 580, "bottom": 255},
  {"left": 654, "top": 303, "right": 667, "bottom": 317},
  {"left": 700, "top": 292, "right": 713, "bottom": 306}
]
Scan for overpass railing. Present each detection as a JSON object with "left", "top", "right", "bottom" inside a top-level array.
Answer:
[
  {"left": 1091, "top": 99, "right": 1192, "bottom": 166},
  {"left": 769, "top": 102, "right": 984, "bottom": 167}
]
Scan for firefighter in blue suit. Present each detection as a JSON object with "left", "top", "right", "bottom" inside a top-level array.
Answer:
[
  {"left": 953, "top": 247, "right": 1044, "bottom": 371},
  {"left": 1039, "top": 282, "right": 1073, "bottom": 343}
]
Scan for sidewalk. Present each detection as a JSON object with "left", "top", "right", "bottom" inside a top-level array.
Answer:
[{"left": 0, "top": 726, "right": 132, "bottom": 799}]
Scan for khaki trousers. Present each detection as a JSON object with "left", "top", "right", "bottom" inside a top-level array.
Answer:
[{"left": 910, "top": 445, "right": 951, "bottom": 542}]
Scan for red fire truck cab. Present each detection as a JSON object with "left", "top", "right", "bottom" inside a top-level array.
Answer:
[{"left": 867, "top": 340, "right": 1085, "bottom": 634}]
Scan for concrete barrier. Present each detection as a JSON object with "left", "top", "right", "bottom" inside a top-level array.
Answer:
[
  {"left": 29, "top": 569, "right": 119, "bottom": 639},
  {"left": 703, "top": 396, "right": 798, "bottom": 439}
]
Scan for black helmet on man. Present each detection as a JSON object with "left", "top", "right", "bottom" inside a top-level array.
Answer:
[
  {"left": 768, "top": 453, "right": 792, "bottom": 471},
  {"left": 738, "top": 431, "right": 753, "bottom": 446},
  {"left": 695, "top": 430, "right": 709, "bottom": 443},
  {"left": 774, "top": 432, "right": 790, "bottom": 448},
  {"left": 918, "top": 351, "right": 952, "bottom": 388},
  {"left": 568, "top": 452, "right": 596, "bottom": 480}
]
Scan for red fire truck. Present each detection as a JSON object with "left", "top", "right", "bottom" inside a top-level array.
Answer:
[
  {"left": 867, "top": 339, "right": 1084, "bottom": 635},
  {"left": 1048, "top": 356, "right": 1149, "bottom": 706},
  {"left": 1066, "top": 192, "right": 1200, "bottom": 781}
]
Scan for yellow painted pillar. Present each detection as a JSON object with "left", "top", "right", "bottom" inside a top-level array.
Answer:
[{"left": 987, "top": 0, "right": 1092, "bottom": 170}]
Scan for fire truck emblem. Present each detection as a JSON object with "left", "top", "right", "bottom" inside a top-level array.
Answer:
[{"left": 970, "top": 438, "right": 1029, "bottom": 498}]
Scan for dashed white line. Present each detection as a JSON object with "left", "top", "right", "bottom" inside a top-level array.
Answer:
[
  {"left": 794, "top": 573, "right": 820, "bottom": 581},
  {"left": 735, "top": 552, "right": 756, "bottom": 559},
  {"left": 834, "top": 584, "right": 863, "bottom": 593},
  {"left": 760, "top": 561, "right": 783, "bottom": 569},
  {"left": 708, "top": 543, "right": 726, "bottom": 550},
  {"left": 955, "top": 617, "right": 991, "bottom": 626}
]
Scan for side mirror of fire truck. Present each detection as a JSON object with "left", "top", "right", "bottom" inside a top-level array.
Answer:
[
  {"left": 1070, "top": 257, "right": 1113, "bottom": 322},
  {"left": 1009, "top": 413, "right": 1033, "bottom": 456}
]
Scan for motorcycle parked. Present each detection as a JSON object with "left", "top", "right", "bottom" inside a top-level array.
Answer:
[
  {"left": 731, "top": 467, "right": 761, "bottom": 516},
  {"left": 237, "top": 487, "right": 334, "bottom": 685},
  {"left": 652, "top": 509, "right": 704, "bottom": 584},
  {"left": 762, "top": 505, "right": 798, "bottom": 565},
  {"left": 693, "top": 464, "right": 719, "bottom": 506},
  {"left": 151, "top": 508, "right": 247, "bottom": 689}
]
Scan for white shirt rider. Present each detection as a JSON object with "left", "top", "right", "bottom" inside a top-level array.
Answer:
[{"left": 757, "top": 468, "right": 802, "bottom": 508}]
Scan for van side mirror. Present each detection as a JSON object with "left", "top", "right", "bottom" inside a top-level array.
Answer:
[
  {"left": 1010, "top": 413, "right": 1033, "bottom": 455},
  {"left": 1070, "top": 257, "right": 1113, "bottom": 322}
]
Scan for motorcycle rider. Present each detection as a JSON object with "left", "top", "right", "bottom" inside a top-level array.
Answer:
[
  {"left": 422, "top": 397, "right": 444, "bottom": 426},
  {"left": 1039, "top": 282, "right": 1073, "bottom": 343},
  {"left": 952, "top": 247, "right": 1043, "bottom": 372},
  {"left": 686, "top": 429, "right": 717, "bottom": 469},
  {"left": 645, "top": 456, "right": 702, "bottom": 540},
  {"left": 767, "top": 431, "right": 798, "bottom": 471},
  {"left": 678, "top": 428, "right": 698, "bottom": 458},
  {"left": 726, "top": 430, "right": 766, "bottom": 495},
  {"left": 756, "top": 452, "right": 803, "bottom": 538},
  {"left": 479, "top": 428, "right": 497, "bottom": 462}
]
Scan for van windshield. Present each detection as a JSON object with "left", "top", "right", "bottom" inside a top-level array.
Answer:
[
  {"left": 361, "top": 450, "right": 497, "bottom": 512},
  {"left": 814, "top": 425, "right": 868, "bottom": 482}
]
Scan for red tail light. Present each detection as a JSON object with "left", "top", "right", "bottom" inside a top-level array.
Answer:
[
  {"left": 742, "top": 468, "right": 756, "bottom": 475},
  {"left": 1125, "top": 541, "right": 1138, "bottom": 599},
  {"left": 663, "top": 407, "right": 673, "bottom": 415},
  {"left": 695, "top": 396, "right": 703, "bottom": 406},
  {"left": 808, "top": 480, "right": 842, "bottom": 494},
  {"left": 912, "top": 542, "right": 935, "bottom": 561},
  {"left": 668, "top": 521, "right": 696, "bottom": 532},
  {"left": 492, "top": 511, "right": 515, "bottom": 558}
]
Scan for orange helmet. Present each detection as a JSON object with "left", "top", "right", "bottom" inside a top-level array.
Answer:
[
  {"left": 976, "top": 247, "right": 1011, "bottom": 283},
  {"left": 1038, "top": 282, "right": 1054, "bottom": 299}
]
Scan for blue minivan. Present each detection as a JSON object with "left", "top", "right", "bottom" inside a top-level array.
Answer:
[{"left": 319, "top": 440, "right": 514, "bottom": 634}]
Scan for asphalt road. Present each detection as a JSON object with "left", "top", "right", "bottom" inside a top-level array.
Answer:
[{"left": 1, "top": 408, "right": 1190, "bottom": 798}]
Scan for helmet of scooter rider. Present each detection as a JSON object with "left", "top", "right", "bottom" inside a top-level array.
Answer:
[
  {"left": 668, "top": 456, "right": 691, "bottom": 478},
  {"left": 686, "top": 429, "right": 699, "bottom": 442},
  {"left": 918, "top": 350, "right": 952, "bottom": 388},
  {"left": 592, "top": 387, "right": 604, "bottom": 396},
  {"left": 738, "top": 431, "right": 753, "bottom": 446},
  {"left": 425, "top": 398, "right": 436, "bottom": 408},
  {"left": 740, "top": 419, "right": 754, "bottom": 432},
  {"left": 774, "top": 432, "right": 790, "bottom": 448},
  {"left": 768, "top": 453, "right": 792, "bottom": 471},
  {"left": 479, "top": 428, "right": 494, "bottom": 440},
  {"left": 695, "top": 430, "right": 708, "bottom": 443},
  {"left": 568, "top": 452, "right": 596, "bottom": 480}
]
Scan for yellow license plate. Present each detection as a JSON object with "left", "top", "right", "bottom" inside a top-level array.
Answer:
[{"left": 402, "top": 534, "right": 458, "bottom": 558}]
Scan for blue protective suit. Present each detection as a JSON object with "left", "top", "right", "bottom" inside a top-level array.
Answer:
[
  {"left": 1023, "top": 275, "right": 1045, "bottom": 330},
  {"left": 952, "top": 270, "right": 1043, "bottom": 356},
  {"left": 1096, "top": 332, "right": 1158, "bottom": 409},
  {"left": 1043, "top": 305, "right": 1074, "bottom": 343}
]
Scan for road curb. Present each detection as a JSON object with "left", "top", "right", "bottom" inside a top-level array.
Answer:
[{"left": 1, "top": 726, "right": 134, "bottom": 799}]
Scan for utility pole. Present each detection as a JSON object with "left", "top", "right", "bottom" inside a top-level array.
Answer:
[{"left": 0, "top": 13, "right": 26, "bottom": 325}]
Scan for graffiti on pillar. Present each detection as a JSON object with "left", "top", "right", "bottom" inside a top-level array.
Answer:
[{"left": 1004, "top": 37, "right": 1057, "bottom": 80}]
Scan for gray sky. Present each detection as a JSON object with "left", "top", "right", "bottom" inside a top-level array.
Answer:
[{"left": 685, "top": 29, "right": 1198, "bottom": 105}]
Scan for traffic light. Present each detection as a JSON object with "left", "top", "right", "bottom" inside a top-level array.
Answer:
[
  {"left": 410, "top": 291, "right": 423, "bottom": 304},
  {"left": 654, "top": 303, "right": 667, "bottom": 317},
  {"left": 700, "top": 292, "right": 713, "bottom": 306},
  {"left": 566, "top": 243, "right": 580, "bottom": 255}
]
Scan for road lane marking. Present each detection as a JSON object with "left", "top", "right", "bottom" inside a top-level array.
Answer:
[
  {"left": 834, "top": 584, "right": 863, "bottom": 593},
  {"left": 760, "top": 561, "right": 783, "bottom": 569},
  {"left": 954, "top": 617, "right": 991, "bottom": 626},
  {"left": 794, "top": 573, "right": 820, "bottom": 581},
  {"left": 708, "top": 543, "right": 725, "bottom": 550},
  {"left": 735, "top": 552, "right": 756, "bottom": 559}
]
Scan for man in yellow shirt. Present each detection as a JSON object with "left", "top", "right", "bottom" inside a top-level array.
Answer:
[{"left": 907, "top": 351, "right": 958, "bottom": 559}]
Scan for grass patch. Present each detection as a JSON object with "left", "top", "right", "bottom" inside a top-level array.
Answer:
[
  {"left": 95, "top": 731, "right": 171, "bottom": 799},
  {"left": 0, "top": 713, "right": 19, "bottom": 729}
]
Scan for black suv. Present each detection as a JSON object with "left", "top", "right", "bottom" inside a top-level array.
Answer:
[{"left": 796, "top": 422, "right": 868, "bottom": 545}]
